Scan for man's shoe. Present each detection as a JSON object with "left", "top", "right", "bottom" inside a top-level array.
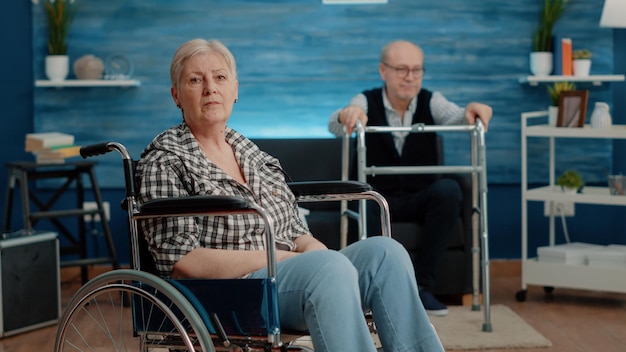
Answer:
[{"left": 419, "top": 290, "right": 449, "bottom": 317}]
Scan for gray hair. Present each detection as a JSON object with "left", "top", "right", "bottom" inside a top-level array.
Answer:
[{"left": 170, "top": 38, "right": 238, "bottom": 90}]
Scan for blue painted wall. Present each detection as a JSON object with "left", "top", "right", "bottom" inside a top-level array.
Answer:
[
  {"left": 31, "top": 0, "right": 618, "bottom": 187},
  {"left": 2, "top": 0, "right": 625, "bottom": 264}
]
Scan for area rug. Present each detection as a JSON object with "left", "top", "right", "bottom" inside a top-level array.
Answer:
[{"left": 429, "top": 304, "right": 551, "bottom": 350}]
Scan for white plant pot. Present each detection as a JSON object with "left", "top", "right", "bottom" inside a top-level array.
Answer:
[
  {"left": 573, "top": 59, "right": 591, "bottom": 77},
  {"left": 530, "top": 52, "right": 553, "bottom": 76},
  {"left": 548, "top": 106, "right": 559, "bottom": 127},
  {"left": 45, "top": 55, "right": 69, "bottom": 82},
  {"left": 560, "top": 186, "right": 578, "bottom": 194}
]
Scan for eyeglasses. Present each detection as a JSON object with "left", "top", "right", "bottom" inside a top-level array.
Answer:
[{"left": 382, "top": 62, "right": 425, "bottom": 78}]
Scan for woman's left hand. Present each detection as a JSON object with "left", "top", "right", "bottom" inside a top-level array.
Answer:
[{"left": 294, "top": 235, "right": 328, "bottom": 252}]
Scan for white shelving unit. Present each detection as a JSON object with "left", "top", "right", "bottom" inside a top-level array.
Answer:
[
  {"left": 518, "top": 110, "right": 626, "bottom": 301},
  {"left": 35, "top": 79, "right": 141, "bottom": 88},
  {"left": 519, "top": 74, "right": 625, "bottom": 86}
]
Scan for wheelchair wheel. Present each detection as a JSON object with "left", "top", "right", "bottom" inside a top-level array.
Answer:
[{"left": 55, "top": 269, "right": 215, "bottom": 352}]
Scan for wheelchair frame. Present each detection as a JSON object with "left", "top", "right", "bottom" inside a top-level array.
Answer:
[
  {"left": 54, "top": 141, "right": 392, "bottom": 352},
  {"left": 340, "top": 121, "right": 492, "bottom": 332}
]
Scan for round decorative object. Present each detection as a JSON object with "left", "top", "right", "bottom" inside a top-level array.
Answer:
[
  {"left": 73, "top": 55, "right": 104, "bottom": 80},
  {"left": 105, "top": 54, "right": 134, "bottom": 80}
]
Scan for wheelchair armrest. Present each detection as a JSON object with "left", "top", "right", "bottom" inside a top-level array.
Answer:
[
  {"left": 287, "top": 180, "right": 372, "bottom": 197},
  {"left": 139, "top": 195, "right": 252, "bottom": 216},
  {"left": 135, "top": 195, "right": 281, "bottom": 278},
  {"left": 289, "top": 180, "right": 391, "bottom": 240},
  {"left": 136, "top": 182, "right": 373, "bottom": 215}
]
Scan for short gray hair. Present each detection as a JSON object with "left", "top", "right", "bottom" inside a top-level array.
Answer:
[{"left": 170, "top": 38, "right": 238, "bottom": 90}]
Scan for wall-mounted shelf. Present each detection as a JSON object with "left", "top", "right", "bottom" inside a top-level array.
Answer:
[
  {"left": 524, "top": 121, "right": 626, "bottom": 139},
  {"left": 35, "top": 79, "right": 141, "bottom": 88},
  {"left": 518, "top": 74, "right": 625, "bottom": 86}
]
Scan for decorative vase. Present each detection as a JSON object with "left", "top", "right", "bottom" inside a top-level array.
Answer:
[
  {"left": 590, "top": 102, "right": 612, "bottom": 129},
  {"left": 548, "top": 106, "right": 559, "bottom": 127},
  {"left": 45, "top": 55, "right": 69, "bottom": 82},
  {"left": 573, "top": 59, "right": 591, "bottom": 77},
  {"left": 73, "top": 55, "right": 104, "bottom": 80},
  {"left": 530, "top": 52, "right": 553, "bottom": 76}
]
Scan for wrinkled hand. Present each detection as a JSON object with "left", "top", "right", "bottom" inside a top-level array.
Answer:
[
  {"left": 294, "top": 235, "right": 328, "bottom": 252},
  {"left": 464, "top": 102, "right": 492, "bottom": 131},
  {"left": 276, "top": 249, "right": 300, "bottom": 262},
  {"left": 338, "top": 105, "right": 368, "bottom": 134},
  {"left": 276, "top": 235, "right": 328, "bottom": 262}
]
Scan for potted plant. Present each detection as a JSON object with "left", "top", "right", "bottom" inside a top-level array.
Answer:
[
  {"left": 43, "top": 0, "right": 77, "bottom": 82},
  {"left": 557, "top": 169, "right": 584, "bottom": 193},
  {"left": 546, "top": 81, "right": 575, "bottom": 126},
  {"left": 530, "top": 0, "right": 569, "bottom": 76},
  {"left": 572, "top": 49, "right": 592, "bottom": 77}
]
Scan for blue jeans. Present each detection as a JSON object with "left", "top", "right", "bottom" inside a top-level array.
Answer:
[{"left": 249, "top": 236, "right": 443, "bottom": 352}]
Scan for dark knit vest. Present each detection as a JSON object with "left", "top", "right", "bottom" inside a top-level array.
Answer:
[{"left": 361, "top": 88, "right": 439, "bottom": 194}]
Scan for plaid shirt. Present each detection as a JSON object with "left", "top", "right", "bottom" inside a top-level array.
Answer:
[{"left": 136, "top": 122, "right": 310, "bottom": 277}]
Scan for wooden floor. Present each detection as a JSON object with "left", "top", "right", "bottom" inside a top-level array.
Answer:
[
  {"left": 479, "top": 261, "right": 626, "bottom": 352},
  {"left": 1, "top": 260, "right": 625, "bottom": 352}
]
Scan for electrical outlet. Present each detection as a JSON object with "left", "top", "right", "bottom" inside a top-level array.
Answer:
[
  {"left": 544, "top": 201, "right": 575, "bottom": 217},
  {"left": 83, "top": 201, "right": 110, "bottom": 222}
]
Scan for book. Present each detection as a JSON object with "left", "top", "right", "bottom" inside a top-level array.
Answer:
[
  {"left": 25, "top": 132, "right": 75, "bottom": 152},
  {"left": 561, "top": 38, "right": 573, "bottom": 76},
  {"left": 33, "top": 145, "right": 81, "bottom": 158},
  {"left": 34, "top": 154, "right": 66, "bottom": 164},
  {"left": 32, "top": 145, "right": 81, "bottom": 164},
  {"left": 552, "top": 34, "right": 563, "bottom": 75}
]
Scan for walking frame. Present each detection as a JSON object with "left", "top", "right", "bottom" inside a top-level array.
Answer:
[{"left": 339, "top": 120, "right": 492, "bottom": 332}]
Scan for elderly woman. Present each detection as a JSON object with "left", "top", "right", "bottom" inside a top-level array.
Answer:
[{"left": 136, "top": 38, "right": 443, "bottom": 352}]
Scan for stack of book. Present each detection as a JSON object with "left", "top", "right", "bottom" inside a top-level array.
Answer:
[{"left": 25, "top": 132, "right": 81, "bottom": 164}]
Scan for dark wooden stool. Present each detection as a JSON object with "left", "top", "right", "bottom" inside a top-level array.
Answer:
[{"left": 3, "top": 161, "right": 119, "bottom": 283}]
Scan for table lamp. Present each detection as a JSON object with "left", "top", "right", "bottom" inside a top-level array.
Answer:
[{"left": 600, "top": 0, "right": 626, "bottom": 28}]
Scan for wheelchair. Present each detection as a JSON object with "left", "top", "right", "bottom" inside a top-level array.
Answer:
[{"left": 54, "top": 141, "right": 392, "bottom": 352}]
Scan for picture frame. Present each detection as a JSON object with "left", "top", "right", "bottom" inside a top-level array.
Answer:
[{"left": 557, "top": 90, "right": 589, "bottom": 128}]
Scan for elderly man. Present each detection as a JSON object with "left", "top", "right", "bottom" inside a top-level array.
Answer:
[{"left": 328, "top": 40, "right": 492, "bottom": 316}]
